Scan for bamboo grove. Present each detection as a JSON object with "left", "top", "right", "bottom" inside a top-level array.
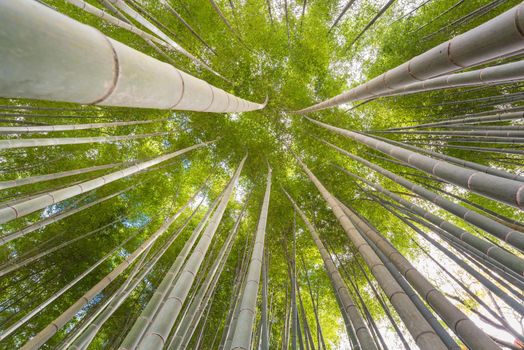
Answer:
[{"left": 0, "top": 0, "right": 524, "bottom": 349}]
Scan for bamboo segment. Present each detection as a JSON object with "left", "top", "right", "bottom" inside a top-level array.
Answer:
[
  {"left": 373, "top": 60, "right": 524, "bottom": 99},
  {"left": 307, "top": 117, "right": 524, "bottom": 208},
  {"left": 0, "top": 141, "right": 211, "bottom": 225},
  {"left": 0, "top": 0, "right": 266, "bottom": 112},
  {"left": 297, "top": 2, "right": 524, "bottom": 113},
  {"left": 295, "top": 155, "right": 448, "bottom": 350},
  {"left": 283, "top": 189, "right": 378, "bottom": 350},
  {"left": 230, "top": 166, "right": 272, "bottom": 350},
  {"left": 0, "top": 119, "right": 164, "bottom": 134}
]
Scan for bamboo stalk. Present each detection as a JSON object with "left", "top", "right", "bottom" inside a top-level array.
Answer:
[{"left": 0, "top": 1, "right": 266, "bottom": 111}]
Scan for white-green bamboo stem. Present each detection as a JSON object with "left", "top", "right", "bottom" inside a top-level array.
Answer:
[
  {"left": 297, "top": 2, "right": 524, "bottom": 113},
  {"left": 107, "top": 0, "right": 225, "bottom": 79},
  {"left": 230, "top": 166, "right": 272, "bottom": 350},
  {"left": 0, "top": 162, "right": 122, "bottom": 190},
  {"left": 0, "top": 130, "right": 173, "bottom": 149},
  {"left": 0, "top": 118, "right": 165, "bottom": 134},
  {"left": 133, "top": 155, "right": 247, "bottom": 350},
  {"left": 0, "top": 141, "right": 211, "bottom": 225},
  {"left": 65, "top": 0, "right": 171, "bottom": 48},
  {"left": 335, "top": 199, "right": 501, "bottom": 350},
  {"left": 67, "top": 188, "right": 206, "bottom": 350},
  {"left": 170, "top": 198, "right": 248, "bottom": 349},
  {"left": 0, "top": 1, "right": 266, "bottom": 111},
  {"left": 323, "top": 139, "right": 524, "bottom": 258}
]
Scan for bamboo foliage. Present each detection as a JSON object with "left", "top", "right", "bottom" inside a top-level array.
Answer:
[
  {"left": 0, "top": 141, "right": 211, "bottom": 225},
  {"left": 19, "top": 188, "right": 199, "bottom": 349},
  {"left": 297, "top": 2, "right": 524, "bottom": 113},
  {"left": 0, "top": 0, "right": 266, "bottom": 111},
  {"left": 229, "top": 166, "right": 272, "bottom": 350}
]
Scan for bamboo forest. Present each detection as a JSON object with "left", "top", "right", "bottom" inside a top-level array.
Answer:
[{"left": 2, "top": 0, "right": 524, "bottom": 349}]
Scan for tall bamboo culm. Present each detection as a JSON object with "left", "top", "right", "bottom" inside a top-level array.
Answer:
[
  {"left": 230, "top": 166, "right": 272, "bottom": 350},
  {"left": 0, "top": 0, "right": 266, "bottom": 111}
]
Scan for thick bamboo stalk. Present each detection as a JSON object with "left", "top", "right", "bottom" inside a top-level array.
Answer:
[
  {"left": 0, "top": 141, "right": 210, "bottom": 225},
  {"left": 334, "top": 198, "right": 501, "bottom": 350},
  {"left": 0, "top": 1, "right": 266, "bottom": 112},
  {"left": 0, "top": 118, "right": 164, "bottom": 134},
  {"left": 120, "top": 185, "right": 225, "bottom": 349},
  {"left": 283, "top": 189, "right": 377, "bottom": 350},
  {"left": 307, "top": 117, "right": 524, "bottom": 208},
  {"left": 297, "top": 2, "right": 524, "bottom": 113},
  {"left": 0, "top": 222, "right": 137, "bottom": 342},
  {"left": 0, "top": 162, "right": 122, "bottom": 190},
  {"left": 323, "top": 140, "right": 524, "bottom": 252},
  {"left": 19, "top": 190, "right": 196, "bottom": 349},
  {"left": 0, "top": 131, "right": 173, "bottom": 150},
  {"left": 230, "top": 166, "right": 272, "bottom": 350},
  {"left": 260, "top": 253, "right": 269, "bottom": 350},
  {"left": 295, "top": 156, "right": 447, "bottom": 350},
  {"left": 134, "top": 155, "right": 246, "bottom": 350}
]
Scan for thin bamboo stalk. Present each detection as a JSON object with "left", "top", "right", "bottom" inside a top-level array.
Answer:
[
  {"left": 0, "top": 162, "right": 122, "bottom": 190},
  {"left": 283, "top": 189, "right": 377, "bottom": 350},
  {"left": 0, "top": 225, "right": 139, "bottom": 342},
  {"left": 0, "top": 118, "right": 164, "bottom": 134},
  {"left": 324, "top": 140, "right": 524, "bottom": 252},
  {"left": 294, "top": 156, "right": 448, "bottom": 350},
  {"left": 0, "top": 131, "right": 173, "bottom": 150}
]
